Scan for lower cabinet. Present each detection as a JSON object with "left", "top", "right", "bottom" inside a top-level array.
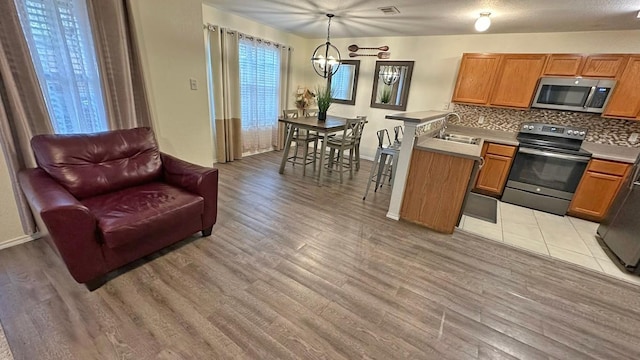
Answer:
[
  {"left": 401, "top": 149, "right": 476, "bottom": 234},
  {"left": 474, "top": 142, "right": 517, "bottom": 196},
  {"left": 569, "top": 159, "right": 631, "bottom": 221}
]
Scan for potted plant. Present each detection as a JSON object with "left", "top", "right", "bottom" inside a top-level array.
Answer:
[{"left": 315, "top": 85, "right": 332, "bottom": 120}]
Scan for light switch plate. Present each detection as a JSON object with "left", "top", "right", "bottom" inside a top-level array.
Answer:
[
  {"left": 189, "top": 78, "right": 198, "bottom": 90},
  {"left": 629, "top": 133, "right": 638, "bottom": 143},
  {"left": 478, "top": 115, "right": 485, "bottom": 124}
]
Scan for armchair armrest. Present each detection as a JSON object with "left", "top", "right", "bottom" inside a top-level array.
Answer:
[
  {"left": 161, "top": 153, "right": 218, "bottom": 229},
  {"left": 18, "top": 168, "right": 106, "bottom": 283}
]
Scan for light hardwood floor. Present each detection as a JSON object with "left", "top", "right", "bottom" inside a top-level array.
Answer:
[{"left": 1, "top": 150, "right": 640, "bottom": 359}]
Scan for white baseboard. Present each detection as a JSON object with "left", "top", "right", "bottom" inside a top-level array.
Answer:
[
  {"left": 386, "top": 212, "right": 400, "bottom": 221},
  {"left": 0, "top": 233, "right": 42, "bottom": 251}
]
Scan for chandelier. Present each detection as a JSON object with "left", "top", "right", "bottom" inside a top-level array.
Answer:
[{"left": 311, "top": 14, "right": 341, "bottom": 79}]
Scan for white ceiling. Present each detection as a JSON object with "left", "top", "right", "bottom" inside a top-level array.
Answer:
[{"left": 203, "top": 0, "right": 640, "bottom": 38}]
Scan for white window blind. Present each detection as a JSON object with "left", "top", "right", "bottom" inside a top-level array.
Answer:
[
  {"left": 331, "top": 65, "right": 353, "bottom": 100},
  {"left": 238, "top": 36, "right": 280, "bottom": 154},
  {"left": 15, "top": 0, "right": 107, "bottom": 134}
]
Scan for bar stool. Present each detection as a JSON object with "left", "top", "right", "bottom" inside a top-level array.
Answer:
[
  {"left": 393, "top": 125, "right": 404, "bottom": 146},
  {"left": 363, "top": 129, "right": 400, "bottom": 200}
]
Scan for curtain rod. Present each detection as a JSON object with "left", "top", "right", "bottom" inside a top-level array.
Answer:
[{"left": 203, "top": 23, "right": 293, "bottom": 51}]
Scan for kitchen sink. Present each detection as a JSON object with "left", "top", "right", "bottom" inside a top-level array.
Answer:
[{"left": 434, "top": 132, "right": 481, "bottom": 145}]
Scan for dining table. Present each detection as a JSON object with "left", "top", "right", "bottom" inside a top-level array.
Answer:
[{"left": 278, "top": 114, "right": 349, "bottom": 186}]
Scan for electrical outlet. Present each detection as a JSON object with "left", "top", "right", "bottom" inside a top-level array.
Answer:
[
  {"left": 629, "top": 133, "right": 639, "bottom": 143},
  {"left": 189, "top": 78, "right": 198, "bottom": 90},
  {"left": 478, "top": 115, "right": 485, "bottom": 124},
  {"left": 442, "top": 102, "right": 450, "bottom": 110}
]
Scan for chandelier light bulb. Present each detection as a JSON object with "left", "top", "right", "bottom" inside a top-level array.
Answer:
[{"left": 475, "top": 12, "right": 491, "bottom": 32}]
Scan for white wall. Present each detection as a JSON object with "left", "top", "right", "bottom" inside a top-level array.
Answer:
[
  {"left": 320, "top": 30, "right": 640, "bottom": 159},
  {"left": 0, "top": 152, "right": 25, "bottom": 245},
  {"left": 129, "top": 0, "right": 213, "bottom": 167}
]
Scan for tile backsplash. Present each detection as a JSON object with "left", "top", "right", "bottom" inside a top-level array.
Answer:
[{"left": 450, "top": 104, "right": 640, "bottom": 147}]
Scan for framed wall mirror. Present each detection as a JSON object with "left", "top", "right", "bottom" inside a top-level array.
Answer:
[
  {"left": 370, "top": 60, "right": 414, "bottom": 111},
  {"left": 329, "top": 60, "right": 360, "bottom": 105}
]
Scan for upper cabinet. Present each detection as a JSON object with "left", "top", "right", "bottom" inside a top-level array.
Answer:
[
  {"left": 581, "top": 54, "right": 628, "bottom": 78},
  {"left": 489, "top": 54, "right": 548, "bottom": 108},
  {"left": 543, "top": 54, "right": 584, "bottom": 76},
  {"left": 452, "top": 52, "right": 640, "bottom": 120},
  {"left": 452, "top": 53, "right": 546, "bottom": 109},
  {"left": 451, "top": 53, "right": 501, "bottom": 105},
  {"left": 603, "top": 56, "right": 640, "bottom": 120}
]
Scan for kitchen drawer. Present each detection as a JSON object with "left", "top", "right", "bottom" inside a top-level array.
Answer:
[
  {"left": 588, "top": 159, "right": 630, "bottom": 176},
  {"left": 485, "top": 143, "right": 516, "bottom": 158}
]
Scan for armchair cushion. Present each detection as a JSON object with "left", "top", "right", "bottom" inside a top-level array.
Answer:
[
  {"left": 81, "top": 182, "right": 204, "bottom": 249},
  {"left": 30, "top": 127, "right": 162, "bottom": 199}
]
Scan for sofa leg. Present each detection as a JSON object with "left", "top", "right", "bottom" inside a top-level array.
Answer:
[
  {"left": 202, "top": 226, "right": 213, "bottom": 237},
  {"left": 85, "top": 277, "right": 106, "bottom": 292}
]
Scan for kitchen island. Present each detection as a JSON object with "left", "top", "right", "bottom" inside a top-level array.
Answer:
[
  {"left": 401, "top": 136, "right": 483, "bottom": 233},
  {"left": 385, "top": 110, "right": 484, "bottom": 234},
  {"left": 384, "top": 110, "right": 449, "bottom": 220}
]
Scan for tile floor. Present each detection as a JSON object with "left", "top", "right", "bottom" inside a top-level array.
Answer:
[{"left": 458, "top": 201, "right": 640, "bottom": 286}]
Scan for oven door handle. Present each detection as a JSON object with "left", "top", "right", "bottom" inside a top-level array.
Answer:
[{"left": 518, "top": 147, "right": 590, "bottom": 162}]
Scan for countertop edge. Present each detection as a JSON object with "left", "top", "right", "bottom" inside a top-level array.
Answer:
[
  {"left": 385, "top": 110, "right": 449, "bottom": 123},
  {"left": 414, "top": 137, "right": 483, "bottom": 161}
]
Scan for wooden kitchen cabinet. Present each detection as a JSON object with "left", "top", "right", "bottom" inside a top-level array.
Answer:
[
  {"left": 602, "top": 56, "right": 640, "bottom": 119},
  {"left": 543, "top": 54, "right": 584, "bottom": 76},
  {"left": 474, "top": 143, "right": 517, "bottom": 196},
  {"left": 401, "top": 149, "right": 475, "bottom": 234},
  {"left": 489, "top": 54, "right": 548, "bottom": 108},
  {"left": 569, "top": 159, "right": 631, "bottom": 221},
  {"left": 581, "top": 54, "right": 628, "bottom": 78},
  {"left": 452, "top": 53, "right": 501, "bottom": 105}
]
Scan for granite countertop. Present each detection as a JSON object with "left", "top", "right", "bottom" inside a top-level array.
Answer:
[
  {"left": 581, "top": 142, "right": 640, "bottom": 164},
  {"left": 414, "top": 136, "right": 483, "bottom": 161},
  {"left": 385, "top": 110, "right": 449, "bottom": 123},
  {"left": 437, "top": 124, "right": 640, "bottom": 164},
  {"left": 445, "top": 125, "right": 519, "bottom": 146}
]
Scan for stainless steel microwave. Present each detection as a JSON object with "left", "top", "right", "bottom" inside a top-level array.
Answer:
[{"left": 531, "top": 77, "right": 616, "bottom": 113}]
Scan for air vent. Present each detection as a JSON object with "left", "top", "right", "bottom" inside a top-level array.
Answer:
[{"left": 378, "top": 6, "right": 400, "bottom": 15}]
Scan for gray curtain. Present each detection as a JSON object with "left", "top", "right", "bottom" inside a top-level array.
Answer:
[
  {"left": 0, "top": 0, "right": 54, "bottom": 234},
  {"left": 207, "top": 26, "right": 243, "bottom": 163},
  {"left": 87, "top": 0, "right": 152, "bottom": 129}
]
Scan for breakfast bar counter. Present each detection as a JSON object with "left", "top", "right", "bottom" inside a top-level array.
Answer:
[{"left": 384, "top": 110, "right": 449, "bottom": 220}]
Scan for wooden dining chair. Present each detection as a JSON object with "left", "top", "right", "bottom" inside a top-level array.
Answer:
[
  {"left": 328, "top": 116, "right": 367, "bottom": 171},
  {"left": 304, "top": 108, "right": 319, "bottom": 117},
  {"left": 283, "top": 109, "right": 318, "bottom": 176},
  {"left": 325, "top": 118, "right": 364, "bottom": 183}
]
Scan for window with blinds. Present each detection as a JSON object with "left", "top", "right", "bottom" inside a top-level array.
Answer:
[
  {"left": 238, "top": 37, "right": 280, "bottom": 153},
  {"left": 330, "top": 65, "right": 354, "bottom": 100},
  {"left": 15, "top": 0, "right": 107, "bottom": 134}
]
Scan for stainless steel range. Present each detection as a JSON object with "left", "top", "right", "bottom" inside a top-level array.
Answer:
[{"left": 502, "top": 122, "right": 592, "bottom": 215}]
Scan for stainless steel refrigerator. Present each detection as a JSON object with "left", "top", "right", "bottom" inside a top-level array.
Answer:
[{"left": 597, "top": 155, "right": 640, "bottom": 272}]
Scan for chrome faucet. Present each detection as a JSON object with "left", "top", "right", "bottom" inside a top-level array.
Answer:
[{"left": 439, "top": 112, "right": 461, "bottom": 138}]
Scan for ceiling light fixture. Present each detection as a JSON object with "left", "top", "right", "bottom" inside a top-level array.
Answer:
[
  {"left": 311, "top": 14, "right": 341, "bottom": 79},
  {"left": 474, "top": 12, "right": 491, "bottom": 32}
]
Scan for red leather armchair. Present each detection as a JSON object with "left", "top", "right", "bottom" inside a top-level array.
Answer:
[{"left": 18, "top": 127, "right": 218, "bottom": 290}]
